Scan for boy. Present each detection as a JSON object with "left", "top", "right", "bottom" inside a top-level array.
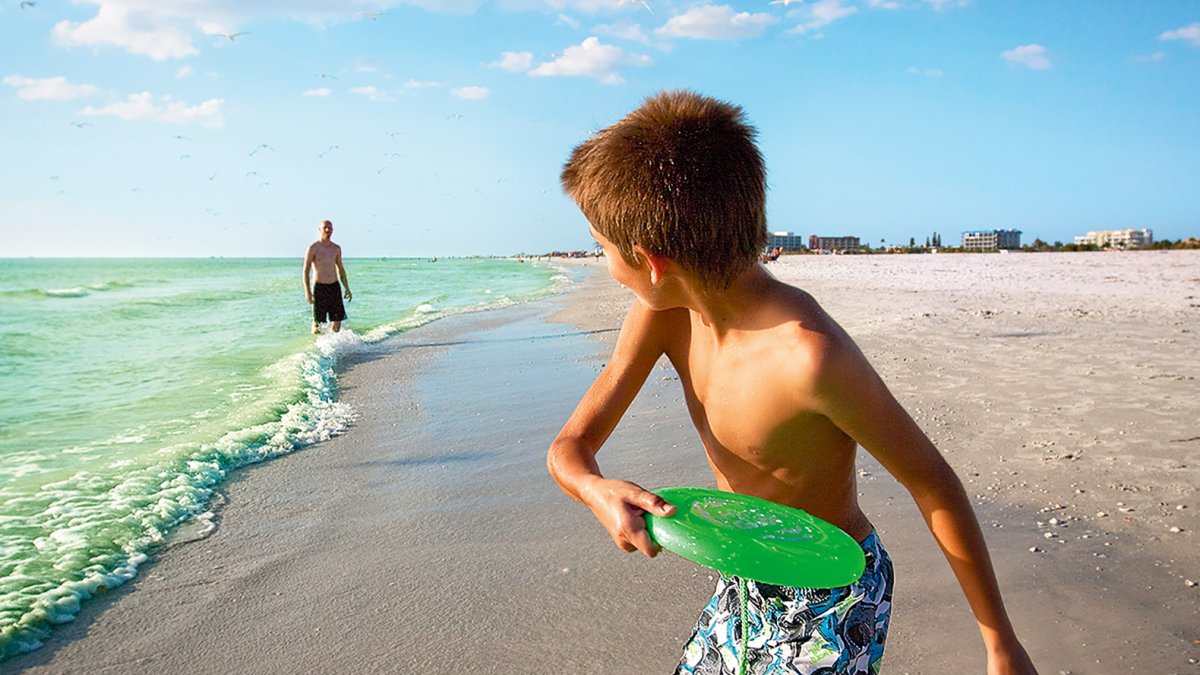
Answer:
[
  {"left": 547, "top": 91, "right": 1037, "bottom": 674},
  {"left": 303, "top": 219, "right": 352, "bottom": 334}
]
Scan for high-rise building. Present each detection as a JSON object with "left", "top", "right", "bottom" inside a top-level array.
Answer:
[
  {"left": 1073, "top": 229, "right": 1153, "bottom": 249},
  {"left": 807, "top": 235, "right": 861, "bottom": 254},
  {"left": 961, "top": 229, "right": 1021, "bottom": 251},
  {"left": 767, "top": 231, "right": 807, "bottom": 252}
]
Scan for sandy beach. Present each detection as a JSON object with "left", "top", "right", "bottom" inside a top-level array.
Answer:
[{"left": 7, "top": 250, "right": 1198, "bottom": 674}]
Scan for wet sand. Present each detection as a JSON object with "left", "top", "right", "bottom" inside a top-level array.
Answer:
[{"left": 8, "top": 250, "right": 1198, "bottom": 674}]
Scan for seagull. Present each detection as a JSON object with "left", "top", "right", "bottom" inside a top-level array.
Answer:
[
  {"left": 317, "top": 144, "right": 339, "bottom": 158},
  {"left": 619, "top": 0, "right": 652, "bottom": 13},
  {"left": 382, "top": 152, "right": 402, "bottom": 158},
  {"left": 360, "top": 11, "right": 383, "bottom": 21},
  {"left": 219, "top": 32, "right": 247, "bottom": 41},
  {"left": 446, "top": 113, "right": 465, "bottom": 121},
  {"left": 248, "top": 143, "right": 275, "bottom": 156},
  {"left": 70, "top": 121, "right": 92, "bottom": 128},
  {"left": 19, "top": 1, "right": 36, "bottom": 8},
  {"left": 208, "top": 173, "right": 218, "bottom": 181},
  {"left": 179, "top": 154, "right": 191, "bottom": 160},
  {"left": 387, "top": 131, "right": 403, "bottom": 137},
  {"left": 318, "top": 73, "right": 339, "bottom": 80},
  {"left": 245, "top": 170, "right": 258, "bottom": 177},
  {"left": 375, "top": 166, "right": 388, "bottom": 174},
  {"left": 172, "top": 134, "right": 191, "bottom": 141}
]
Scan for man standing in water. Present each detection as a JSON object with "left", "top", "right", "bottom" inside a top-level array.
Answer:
[{"left": 304, "top": 219, "right": 352, "bottom": 334}]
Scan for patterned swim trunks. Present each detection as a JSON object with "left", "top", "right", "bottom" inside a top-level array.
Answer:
[{"left": 674, "top": 530, "right": 893, "bottom": 675}]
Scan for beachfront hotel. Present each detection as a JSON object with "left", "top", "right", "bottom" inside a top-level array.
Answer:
[
  {"left": 767, "top": 231, "right": 808, "bottom": 251},
  {"left": 1073, "top": 228, "right": 1154, "bottom": 249},
  {"left": 961, "top": 229, "right": 1022, "bottom": 251},
  {"left": 808, "top": 235, "right": 862, "bottom": 254}
]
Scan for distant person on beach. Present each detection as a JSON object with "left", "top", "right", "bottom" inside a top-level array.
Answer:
[
  {"left": 304, "top": 219, "right": 352, "bottom": 334},
  {"left": 548, "top": 91, "right": 1037, "bottom": 674}
]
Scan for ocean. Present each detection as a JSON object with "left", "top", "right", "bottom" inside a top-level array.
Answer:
[{"left": 0, "top": 257, "right": 563, "bottom": 660}]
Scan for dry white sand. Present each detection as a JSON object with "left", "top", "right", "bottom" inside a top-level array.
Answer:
[{"left": 7, "top": 250, "right": 1198, "bottom": 674}]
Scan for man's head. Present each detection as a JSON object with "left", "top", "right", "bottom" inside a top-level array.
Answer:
[
  {"left": 561, "top": 90, "right": 767, "bottom": 289},
  {"left": 319, "top": 219, "right": 333, "bottom": 241}
]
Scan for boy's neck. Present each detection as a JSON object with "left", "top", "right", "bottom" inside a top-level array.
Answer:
[{"left": 675, "top": 264, "right": 776, "bottom": 340}]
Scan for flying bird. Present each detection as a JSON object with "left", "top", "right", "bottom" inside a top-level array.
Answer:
[
  {"left": 383, "top": 152, "right": 402, "bottom": 158},
  {"left": 248, "top": 143, "right": 275, "bottom": 156},
  {"left": 317, "top": 145, "right": 339, "bottom": 158},
  {"left": 20, "top": 1, "right": 36, "bottom": 8},
  {"left": 360, "top": 11, "right": 383, "bottom": 21},
  {"left": 318, "top": 73, "right": 339, "bottom": 80},
  {"left": 375, "top": 167, "right": 388, "bottom": 174},
  {"left": 219, "top": 32, "right": 247, "bottom": 41},
  {"left": 244, "top": 170, "right": 258, "bottom": 177},
  {"left": 179, "top": 154, "right": 191, "bottom": 160},
  {"left": 172, "top": 134, "right": 191, "bottom": 141},
  {"left": 446, "top": 113, "right": 465, "bottom": 121},
  {"left": 619, "top": 0, "right": 652, "bottom": 13},
  {"left": 70, "top": 121, "right": 92, "bottom": 128}
]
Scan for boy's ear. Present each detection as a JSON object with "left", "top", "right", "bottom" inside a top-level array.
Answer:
[{"left": 633, "top": 244, "right": 671, "bottom": 285}]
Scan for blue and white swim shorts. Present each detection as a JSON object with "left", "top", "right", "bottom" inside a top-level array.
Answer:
[{"left": 674, "top": 530, "right": 894, "bottom": 675}]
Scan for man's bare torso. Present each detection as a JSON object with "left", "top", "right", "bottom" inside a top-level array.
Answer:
[
  {"left": 307, "top": 240, "right": 341, "bottom": 284},
  {"left": 654, "top": 287, "right": 873, "bottom": 541}
]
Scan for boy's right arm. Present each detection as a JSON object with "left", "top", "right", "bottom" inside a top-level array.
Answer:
[{"left": 547, "top": 301, "right": 677, "bottom": 557}]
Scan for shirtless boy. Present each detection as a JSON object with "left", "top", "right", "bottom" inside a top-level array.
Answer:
[
  {"left": 303, "top": 219, "right": 352, "bottom": 334},
  {"left": 547, "top": 91, "right": 1037, "bottom": 674}
]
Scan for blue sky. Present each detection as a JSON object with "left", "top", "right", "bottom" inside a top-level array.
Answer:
[{"left": 1, "top": 1, "right": 1197, "bottom": 257}]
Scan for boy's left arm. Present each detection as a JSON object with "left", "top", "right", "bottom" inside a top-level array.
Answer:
[{"left": 813, "top": 340, "right": 1038, "bottom": 675}]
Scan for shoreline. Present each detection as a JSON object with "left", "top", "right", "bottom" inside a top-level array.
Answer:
[{"left": 8, "top": 251, "right": 1198, "bottom": 674}]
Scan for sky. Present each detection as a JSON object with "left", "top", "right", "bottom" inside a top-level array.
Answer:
[{"left": 1, "top": 0, "right": 1197, "bottom": 257}]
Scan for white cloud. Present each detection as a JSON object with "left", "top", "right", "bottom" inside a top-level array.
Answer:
[
  {"left": 1160, "top": 22, "right": 1200, "bottom": 47},
  {"left": 530, "top": 36, "right": 650, "bottom": 84},
  {"left": 303, "top": 87, "right": 331, "bottom": 97},
  {"left": 595, "top": 19, "right": 650, "bottom": 44},
  {"left": 868, "top": 0, "right": 900, "bottom": 9},
  {"left": 80, "top": 92, "right": 225, "bottom": 127},
  {"left": 452, "top": 85, "right": 491, "bottom": 100},
  {"left": 4, "top": 75, "right": 100, "bottom": 101},
  {"left": 1001, "top": 43, "right": 1051, "bottom": 70},
  {"left": 174, "top": 65, "right": 194, "bottom": 79},
  {"left": 656, "top": 5, "right": 776, "bottom": 40},
  {"left": 52, "top": 4, "right": 199, "bottom": 61},
  {"left": 921, "top": 0, "right": 970, "bottom": 10},
  {"left": 491, "top": 51, "right": 535, "bottom": 72},
  {"left": 787, "top": 0, "right": 858, "bottom": 35},
  {"left": 350, "top": 85, "right": 393, "bottom": 102},
  {"left": 402, "top": 79, "right": 446, "bottom": 89},
  {"left": 1130, "top": 51, "right": 1166, "bottom": 63}
]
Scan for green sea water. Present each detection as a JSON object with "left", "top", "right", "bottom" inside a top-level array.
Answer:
[{"left": 0, "top": 257, "right": 562, "bottom": 659}]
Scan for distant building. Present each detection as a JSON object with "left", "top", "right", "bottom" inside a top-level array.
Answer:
[
  {"left": 808, "top": 235, "right": 861, "bottom": 254},
  {"left": 961, "top": 229, "right": 1021, "bottom": 251},
  {"left": 1073, "top": 228, "right": 1153, "bottom": 249},
  {"left": 767, "top": 231, "right": 807, "bottom": 252}
]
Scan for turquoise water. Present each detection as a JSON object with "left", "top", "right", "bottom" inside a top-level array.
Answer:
[{"left": 0, "top": 257, "right": 562, "bottom": 659}]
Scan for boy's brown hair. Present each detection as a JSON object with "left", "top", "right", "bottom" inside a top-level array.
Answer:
[{"left": 561, "top": 90, "right": 767, "bottom": 288}]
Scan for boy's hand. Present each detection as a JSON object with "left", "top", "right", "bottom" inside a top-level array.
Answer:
[
  {"left": 344, "top": 288, "right": 352, "bottom": 302},
  {"left": 581, "top": 478, "right": 676, "bottom": 558},
  {"left": 305, "top": 293, "right": 313, "bottom": 305}
]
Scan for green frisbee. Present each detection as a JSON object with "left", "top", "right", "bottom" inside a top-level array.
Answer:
[{"left": 644, "top": 487, "right": 865, "bottom": 588}]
